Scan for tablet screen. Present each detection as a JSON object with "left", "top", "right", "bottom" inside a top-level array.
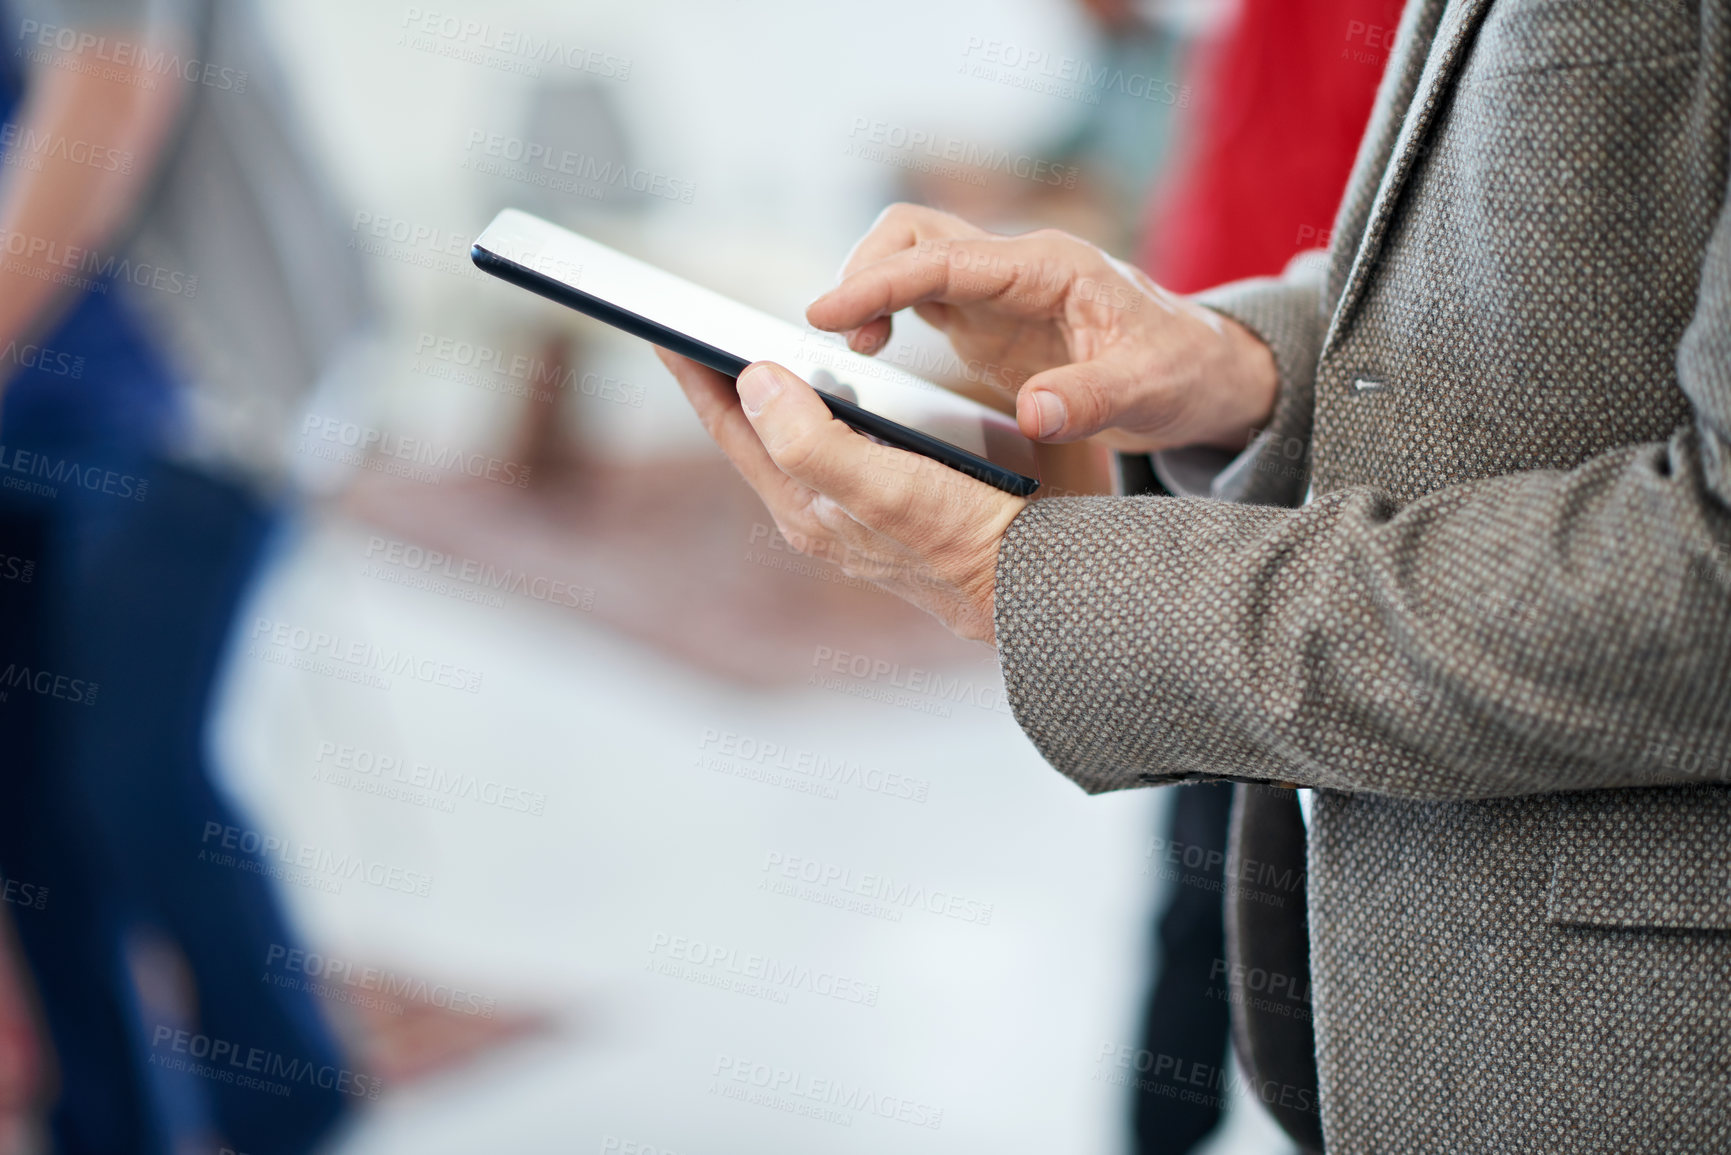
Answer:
[{"left": 472, "top": 210, "right": 1040, "bottom": 488}]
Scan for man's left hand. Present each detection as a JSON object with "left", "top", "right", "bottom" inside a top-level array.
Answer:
[{"left": 656, "top": 350, "right": 1027, "bottom": 645}]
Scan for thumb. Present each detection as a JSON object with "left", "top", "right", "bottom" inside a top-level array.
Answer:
[{"left": 1016, "top": 361, "right": 1129, "bottom": 443}]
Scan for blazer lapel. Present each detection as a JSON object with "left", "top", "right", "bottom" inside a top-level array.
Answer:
[{"left": 1325, "top": 0, "right": 1497, "bottom": 352}]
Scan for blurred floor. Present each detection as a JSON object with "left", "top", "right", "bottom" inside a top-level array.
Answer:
[{"left": 206, "top": 486, "right": 1292, "bottom": 1154}]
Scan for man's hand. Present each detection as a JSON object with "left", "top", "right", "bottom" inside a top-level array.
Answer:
[
  {"left": 807, "top": 203, "right": 1279, "bottom": 454},
  {"left": 657, "top": 349, "right": 1025, "bottom": 644}
]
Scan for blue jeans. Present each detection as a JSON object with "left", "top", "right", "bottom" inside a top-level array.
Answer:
[{"left": 0, "top": 287, "right": 351, "bottom": 1154}]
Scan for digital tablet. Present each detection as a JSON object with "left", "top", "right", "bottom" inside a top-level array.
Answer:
[{"left": 471, "top": 209, "right": 1041, "bottom": 496}]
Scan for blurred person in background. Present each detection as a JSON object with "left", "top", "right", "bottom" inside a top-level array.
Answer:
[
  {"left": 1123, "top": 2, "right": 1397, "bottom": 1152},
  {"left": 0, "top": 0, "right": 368, "bottom": 1150}
]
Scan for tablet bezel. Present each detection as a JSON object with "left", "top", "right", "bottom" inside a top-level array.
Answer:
[{"left": 470, "top": 215, "right": 1041, "bottom": 498}]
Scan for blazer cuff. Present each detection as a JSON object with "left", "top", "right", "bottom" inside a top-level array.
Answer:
[{"left": 993, "top": 494, "right": 1320, "bottom": 796}]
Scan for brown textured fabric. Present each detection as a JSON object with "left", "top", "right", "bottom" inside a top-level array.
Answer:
[{"left": 994, "top": 0, "right": 1731, "bottom": 1149}]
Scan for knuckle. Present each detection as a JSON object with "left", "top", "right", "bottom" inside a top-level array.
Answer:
[
  {"left": 877, "top": 201, "right": 922, "bottom": 233},
  {"left": 775, "top": 509, "right": 828, "bottom": 556},
  {"left": 1026, "top": 228, "right": 1087, "bottom": 262},
  {"left": 859, "top": 471, "right": 923, "bottom": 529},
  {"left": 1038, "top": 229, "right": 1109, "bottom": 277},
  {"left": 768, "top": 420, "right": 830, "bottom": 476},
  {"left": 1043, "top": 372, "right": 1110, "bottom": 437},
  {"left": 833, "top": 540, "right": 878, "bottom": 578},
  {"left": 1135, "top": 386, "right": 1187, "bottom": 436}
]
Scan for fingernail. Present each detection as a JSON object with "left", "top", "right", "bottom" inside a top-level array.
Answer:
[
  {"left": 1031, "top": 390, "right": 1067, "bottom": 438},
  {"left": 737, "top": 364, "right": 785, "bottom": 416}
]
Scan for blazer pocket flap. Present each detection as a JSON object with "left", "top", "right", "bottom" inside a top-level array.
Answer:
[{"left": 1545, "top": 787, "right": 1731, "bottom": 931}]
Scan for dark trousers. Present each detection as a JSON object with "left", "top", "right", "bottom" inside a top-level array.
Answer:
[
  {"left": 1133, "top": 781, "right": 1236, "bottom": 1155},
  {"left": 0, "top": 454, "right": 349, "bottom": 1155}
]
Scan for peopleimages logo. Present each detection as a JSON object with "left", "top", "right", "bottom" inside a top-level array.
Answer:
[
  {"left": 348, "top": 211, "right": 474, "bottom": 277},
  {"left": 646, "top": 931, "right": 881, "bottom": 1008},
  {"left": 697, "top": 727, "right": 930, "bottom": 803},
  {"left": 314, "top": 738, "right": 548, "bottom": 815},
  {"left": 199, "top": 821, "right": 434, "bottom": 898},
  {"left": 844, "top": 117, "right": 1079, "bottom": 188},
  {"left": 399, "top": 9, "right": 632, "bottom": 80},
  {"left": 0, "top": 342, "right": 83, "bottom": 380},
  {"left": 0, "top": 873, "right": 48, "bottom": 912},
  {"left": 412, "top": 333, "right": 642, "bottom": 407},
  {"left": 1094, "top": 1042, "right": 1318, "bottom": 1118},
  {"left": 363, "top": 534, "right": 596, "bottom": 613},
  {"left": 16, "top": 20, "right": 250, "bottom": 90},
  {"left": 148, "top": 1025, "right": 381, "bottom": 1099},
  {"left": 0, "top": 229, "right": 198, "bottom": 297},
  {"left": 299, "top": 414, "right": 533, "bottom": 488},
  {"left": 3, "top": 554, "right": 38, "bottom": 588},
  {"left": 806, "top": 644, "right": 1012, "bottom": 717},
  {"left": 600, "top": 1138, "right": 688, "bottom": 1155},
  {"left": 462, "top": 129, "right": 696, "bottom": 204},
  {"left": 0, "top": 662, "right": 98, "bottom": 706},
  {"left": 883, "top": 339, "right": 1028, "bottom": 393},
  {"left": 759, "top": 850, "right": 995, "bottom": 926},
  {"left": 958, "top": 36, "right": 1192, "bottom": 108},
  {"left": 0, "top": 123, "right": 133, "bottom": 173},
  {"left": 911, "top": 237, "right": 1142, "bottom": 313},
  {"left": 1209, "top": 958, "right": 1311, "bottom": 1006},
  {"left": 248, "top": 616, "right": 484, "bottom": 694},
  {"left": 264, "top": 944, "right": 497, "bottom": 1018},
  {"left": 710, "top": 1055, "right": 944, "bottom": 1130},
  {"left": 1143, "top": 832, "right": 1305, "bottom": 908}
]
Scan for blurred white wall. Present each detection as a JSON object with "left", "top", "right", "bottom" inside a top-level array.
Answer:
[{"left": 258, "top": 0, "right": 1101, "bottom": 460}]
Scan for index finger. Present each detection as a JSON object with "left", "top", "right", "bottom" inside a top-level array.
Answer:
[
  {"left": 806, "top": 232, "right": 1080, "bottom": 336},
  {"left": 834, "top": 202, "right": 986, "bottom": 283},
  {"left": 823, "top": 204, "right": 986, "bottom": 354}
]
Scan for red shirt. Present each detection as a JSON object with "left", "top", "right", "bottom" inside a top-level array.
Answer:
[{"left": 1141, "top": 0, "right": 1404, "bottom": 293}]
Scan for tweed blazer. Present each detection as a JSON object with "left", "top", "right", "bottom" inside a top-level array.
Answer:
[{"left": 995, "top": 0, "right": 1731, "bottom": 1150}]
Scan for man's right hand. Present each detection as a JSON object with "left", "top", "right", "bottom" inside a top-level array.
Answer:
[{"left": 807, "top": 204, "right": 1280, "bottom": 455}]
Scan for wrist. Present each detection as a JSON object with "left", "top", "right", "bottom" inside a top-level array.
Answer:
[
  {"left": 964, "top": 495, "right": 1028, "bottom": 646},
  {"left": 1201, "top": 312, "right": 1280, "bottom": 452}
]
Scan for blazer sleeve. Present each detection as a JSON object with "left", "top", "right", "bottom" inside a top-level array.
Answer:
[{"left": 994, "top": 175, "right": 1731, "bottom": 803}]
